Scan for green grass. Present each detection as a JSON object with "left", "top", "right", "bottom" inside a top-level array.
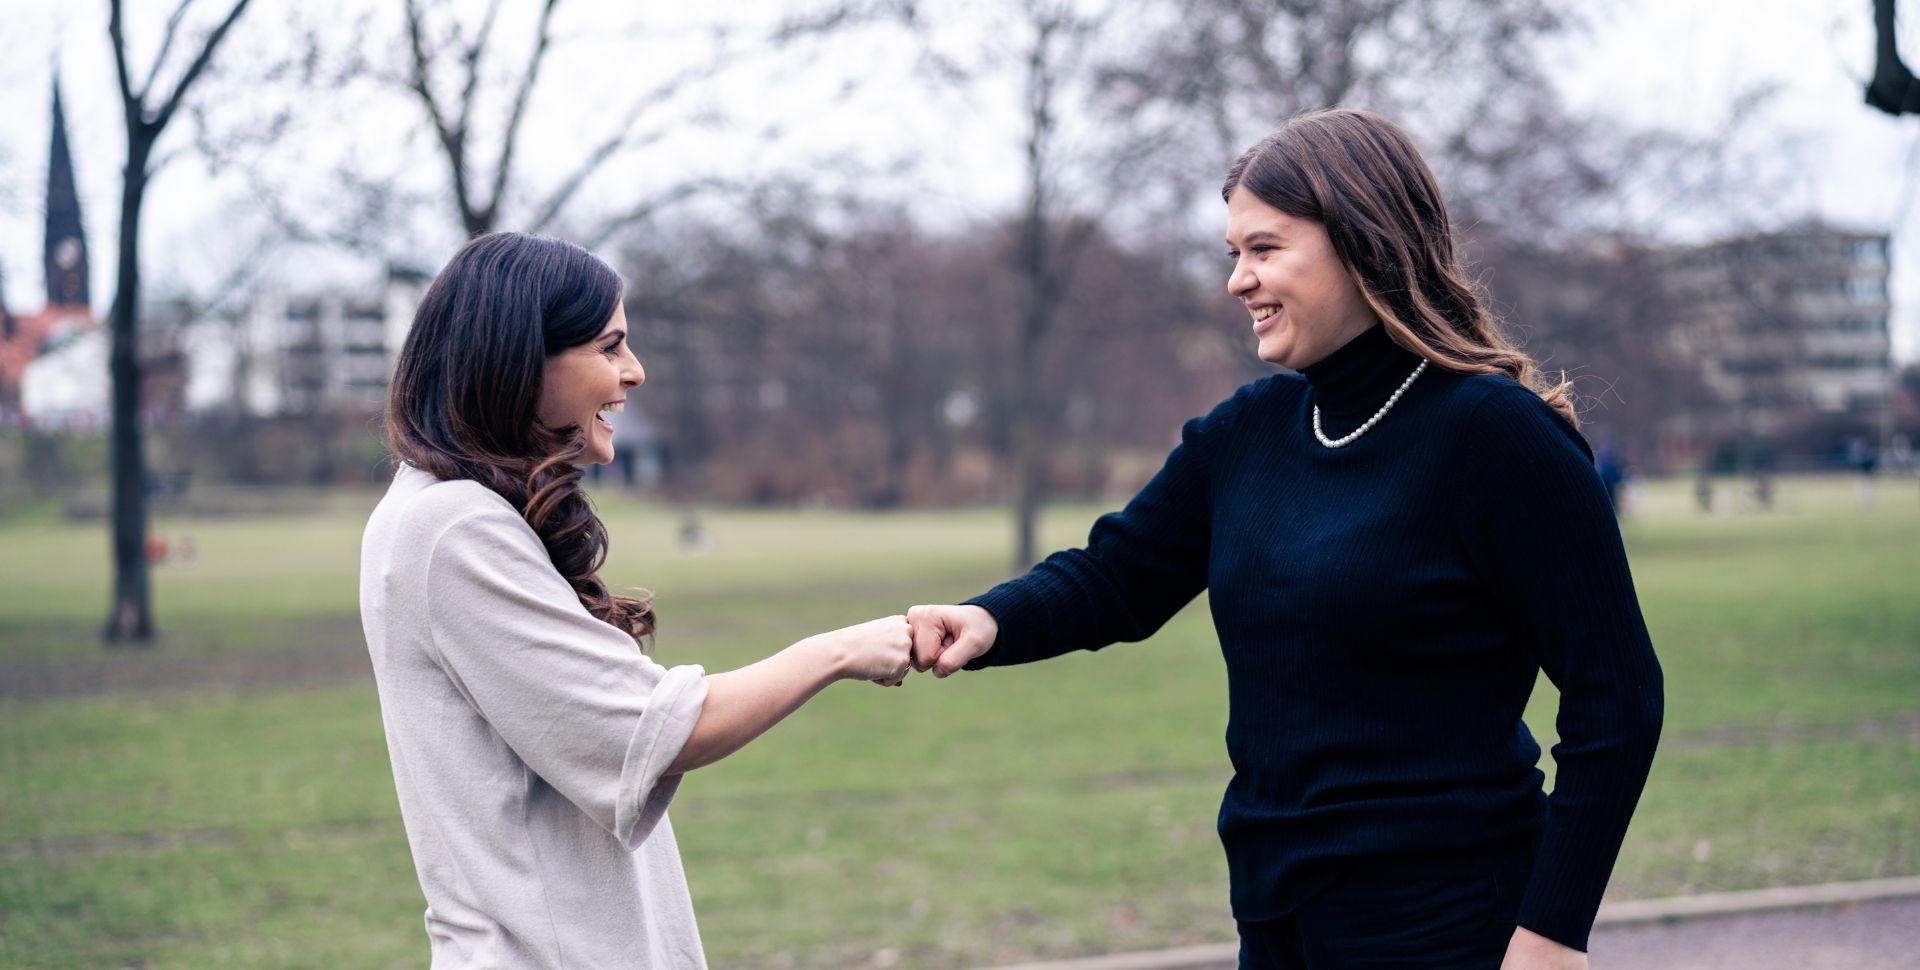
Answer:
[
  {"left": 0, "top": 492, "right": 377, "bottom": 662},
  {"left": 1, "top": 474, "right": 1917, "bottom": 969}
]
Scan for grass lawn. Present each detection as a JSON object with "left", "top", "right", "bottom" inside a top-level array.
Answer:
[{"left": 1, "top": 473, "right": 1917, "bottom": 969}]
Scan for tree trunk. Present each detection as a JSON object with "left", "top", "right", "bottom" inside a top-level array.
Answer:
[
  {"left": 1010, "top": 184, "right": 1051, "bottom": 569},
  {"left": 1010, "top": 141, "right": 1052, "bottom": 571},
  {"left": 105, "top": 135, "right": 153, "bottom": 644},
  {"left": 1009, "top": 314, "right": 1044, "bottom": 570}
]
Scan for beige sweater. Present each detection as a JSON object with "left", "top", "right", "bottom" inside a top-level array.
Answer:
[{"left": 360, "top": 463, "right": 709, "bottom": 970}]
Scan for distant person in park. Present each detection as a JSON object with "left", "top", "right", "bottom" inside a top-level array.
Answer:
[
  {"left": 360, "top": 233, "right": 912, "bottom": 970},
  {"left": 1594, "top": 446, "right": 1625, "bottom": 515},
  {"left": 908, "top": 110, "right": 1663, "bottom": 970}
]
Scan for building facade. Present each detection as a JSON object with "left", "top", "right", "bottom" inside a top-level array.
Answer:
[
  {"left": 1660, "top": 226, "right": 1895, "bottom": 460},
  {"left": 183, "top": 278, "right": 422, "bottom": 420}
]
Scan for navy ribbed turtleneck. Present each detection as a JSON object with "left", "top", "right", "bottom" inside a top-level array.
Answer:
[
  {"left": 1299, "top": 325, "right": 1424, "bottom": 433},
  {"left": 963, "top": 332, "right": 1664, "bottom": 951}
]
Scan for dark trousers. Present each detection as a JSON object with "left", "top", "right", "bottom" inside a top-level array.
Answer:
[{"left": 1237, "top": 837, "right": 1534, "bottom": 970}]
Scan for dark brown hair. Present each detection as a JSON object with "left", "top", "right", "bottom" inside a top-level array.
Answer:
[
  {"left": 1223, "top": 109, "right": 1577, "bottom": 425},
  {"left": 387, "top": 233, "right": 655, "bottom": 646}
]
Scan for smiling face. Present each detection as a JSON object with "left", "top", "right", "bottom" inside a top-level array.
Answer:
[
  {"left": 1225, "top": 187, "right": 1378, "bottom": 370},
  {"left": 536, "top": 303, "right": 645, "bottom": 465}
]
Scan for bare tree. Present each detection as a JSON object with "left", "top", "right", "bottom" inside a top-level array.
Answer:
[
  {"left": 1003, "top": 1, "right": 1102, "bottom": 569},
  {"left": 104, "top": 0, "right": 257, "bottom": 644},
  {"left": 1096, "top": 0, "right": 1616, "bottom": 239},
  {"left": 394, "top": 0, "right": 726, "bottom": 242},
  {"left": 785, "top": 0, "right": 1109, "bottom": 567}
]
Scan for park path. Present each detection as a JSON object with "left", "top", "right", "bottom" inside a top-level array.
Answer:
[
  {"left": 980, "top": 896, "right": 1920, "bottom": 970},
  {"left": 1588, "top": 895, "right": 1920, "bottom": 969}
]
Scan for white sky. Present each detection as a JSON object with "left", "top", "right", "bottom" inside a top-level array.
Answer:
[{"left": 2, "top": 0, "right": 1919, "bottom": 362}]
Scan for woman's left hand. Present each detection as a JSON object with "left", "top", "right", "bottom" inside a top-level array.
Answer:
[{"left": 1500, "top": 927, "right": 1587, "bottom": 970}]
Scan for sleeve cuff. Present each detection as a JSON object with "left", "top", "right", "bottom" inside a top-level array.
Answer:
[
  {"left": 614, "top": 663, "right": 708, "bottom": 849},
  {"left": 962, "top": 581, "right": 1057, "bottom": 668}
]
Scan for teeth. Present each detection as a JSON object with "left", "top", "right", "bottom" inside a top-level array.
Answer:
[
  {"left": 601, "top": 402, "right": 625, "bottom": 414},
  {"left": 1252, "top": 306, "right": 1277, "bottom": 321}
]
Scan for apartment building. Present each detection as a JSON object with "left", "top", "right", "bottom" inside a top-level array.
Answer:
[
  {"left": 184, "top": 277, "right": 423, "bottom": 418},
  {"left": 1660, "top": 226, "right": 1894, "bottom": 449}
]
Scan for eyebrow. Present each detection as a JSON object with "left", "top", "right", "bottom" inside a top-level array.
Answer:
[{"left": 1227, "top": 229, "right": 1286, "bottom": 245}]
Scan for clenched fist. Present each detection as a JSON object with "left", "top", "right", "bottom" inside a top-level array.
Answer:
[
  {"left": 906, "top": 604, "right": 998, "bottom": 678},
  {"left": 810, "top": 615, "right": 914, "bottom": 686}
]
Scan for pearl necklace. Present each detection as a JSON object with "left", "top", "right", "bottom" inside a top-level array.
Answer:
[{"left": 1312, "top": 359, "right": 1428, "bottom": 449}]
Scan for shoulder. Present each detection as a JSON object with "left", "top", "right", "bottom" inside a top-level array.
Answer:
[
  {"left": 1452, "top": 374, "right": 1595, "bottom": 465},
  {"left": 376, "top": 465, "right": 537, "bottom": 559},
  {"left": 1177, "top": 373, "right": 1302, "bottom": 453},
  {"left": 1201, "top": 373, "right": 1303, "bottom": 427},
  {"left": 1244, "top": 372, "right": 1308, "bottom": 407}
]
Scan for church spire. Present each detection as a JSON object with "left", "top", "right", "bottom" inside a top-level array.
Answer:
[{"left": 44, "top": 78, "right": 89, "bottom": 309}]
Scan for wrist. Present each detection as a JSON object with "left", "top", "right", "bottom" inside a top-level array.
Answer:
[
  {"left": 960, "top": 605, "right": 999, "bottom": 663},
  {"left": 794, "top": 633, "right": 853, "bottom": 682}
]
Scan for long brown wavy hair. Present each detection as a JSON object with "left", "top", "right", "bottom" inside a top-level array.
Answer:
[
  {"left": 387, "top": 233, "right": 655, "bottom": 647},
  {"left": 1223, "top": 109, "right": 1578, "bottom": 426}
]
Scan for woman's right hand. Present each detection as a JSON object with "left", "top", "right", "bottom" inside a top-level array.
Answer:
[
  {"left": 809, "top": 615, "right": 915, "bottom": 686},
  {"left": 906, "top": 604, "right": 998, "bottom": 678}
]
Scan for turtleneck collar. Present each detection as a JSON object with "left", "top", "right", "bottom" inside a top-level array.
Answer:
[{"left": 1299, "top": 324, "right": 1424, "bottom": 419}]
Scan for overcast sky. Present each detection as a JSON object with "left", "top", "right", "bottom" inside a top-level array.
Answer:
[{"left": 3, "top": 0, "right": 1918, "bottom": 362}]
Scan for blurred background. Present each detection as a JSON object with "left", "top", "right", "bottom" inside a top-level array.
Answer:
[{"left": 0, "top": 1, "right": 1916, "bottom": 968}]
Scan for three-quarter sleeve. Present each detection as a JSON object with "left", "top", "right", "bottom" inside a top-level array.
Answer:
[
  {"left": 1453, "top": 385, "right": 1665, "bottom": 951},
  {"left": 423, "top": 504, "right": 709, "bottom": 849},
  {"left": 965, "top": 387, "right": 1242, "bottom": 668}
]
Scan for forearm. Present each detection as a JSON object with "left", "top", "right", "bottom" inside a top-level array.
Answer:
[
  {"left": 665, "top": 637, "right": 844, "bottom": 774},
  {"left": 1518, "top": 687, "right": 1662, "bottom": 948}
]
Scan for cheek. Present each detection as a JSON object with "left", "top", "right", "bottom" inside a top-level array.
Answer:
[
  {"left": 535, "top": 378, "right": 567, "bottom": 425},
  {"left": 1308, "top": 259, "right": 1358, "bottom": 310},
  {"left": 540, "top": 359, "right": 604, "bottom": 425}
]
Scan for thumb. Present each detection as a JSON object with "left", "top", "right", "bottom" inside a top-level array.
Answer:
[
  {"left": 934, "top": 624, "right": 993, "bottom": 678},
  {"left": 909, "top": 605, "right": 953, "bottom": 672}
]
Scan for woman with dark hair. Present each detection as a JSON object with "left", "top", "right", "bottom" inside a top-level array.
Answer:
[
  {"left": 361, "top": 232, "right": 912, "bottom": 969},
  {"left": 907, "top": 110, "right": 1662, "bottom": 970}
]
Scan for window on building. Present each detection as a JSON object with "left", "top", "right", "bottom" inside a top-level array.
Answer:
[
  {"left": 1820, "top": 317, "right": 1889, "bottom": 332},
  {"left": 1809, "top": 354, "right": 1892, "bottom": 370},
  {"left": 1846, "top": 277, "right": 1888, "bottom": 303},
  {"left": 1848, "top": 239, "right": 1888, "bottom": 266}
]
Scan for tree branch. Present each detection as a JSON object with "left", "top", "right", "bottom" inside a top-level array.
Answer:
[
  {"left": 141, "top": 0, "right": 201, "bottom": 102},
  {"left": 108, "top": 0, "right": 139, "bottom": 116},
  {"left": 579, "top": 177, "right": 722, "bottom": 249},
  {"left": 151, "top": 0, "right": 257, "bottom": 132},
  {"left": 522, "top": 56, "right": 724, "bottom": 233},
  {"left": 771, "top": 0, "right": 920, "bottom": 44},
  {"left": 405, "top": 0, "right": 478, "bottom": 231},
  {"left": 485, "top": 0, "right": 561, "bottom": 230},
  {"left": 459, "top": 0, "right": 507, "bottom": 150}
]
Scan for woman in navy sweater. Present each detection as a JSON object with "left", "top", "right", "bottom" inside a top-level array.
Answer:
[{"left": 907, "top": 110, "right": 1663, "bottom": 970}]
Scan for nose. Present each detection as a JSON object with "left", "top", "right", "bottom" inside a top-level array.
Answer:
[
  {"left": 616, "top": 342, "right": 645, "bottom": 388},
  {"left": 1227, "top": 255, "right": 1255, "bottom": 298}
]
